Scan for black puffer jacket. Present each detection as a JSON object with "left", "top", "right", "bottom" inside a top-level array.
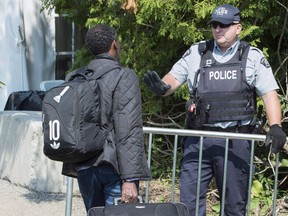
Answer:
[{"left": 62, "top": 54, "right": 151, "bottom": 181}]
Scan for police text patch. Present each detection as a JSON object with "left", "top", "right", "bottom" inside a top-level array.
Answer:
[{"left": 260, "top": 57, "right": 270, "bottom": 68}]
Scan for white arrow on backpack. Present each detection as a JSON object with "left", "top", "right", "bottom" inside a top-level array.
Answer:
[{"left": 53, "top": 86, "right": 70, "bottom": 103}]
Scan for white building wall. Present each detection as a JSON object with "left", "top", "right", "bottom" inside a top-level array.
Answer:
[{"left": 0, "top": 0, "right": 55, "bottom": 111}]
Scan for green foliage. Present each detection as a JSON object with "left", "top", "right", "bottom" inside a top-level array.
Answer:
[
  {"left": 40, "top": 0, "right": 93, "bottom": 25},
  {"left": 40, "top": 2, "right": 288, "bottom": 207},
  {"left": 282, "top": 159, "right": 288, "bottom": 167},
  {"left": 210, "top": 204, "right": 220, "bottom": 215},
  {"left": 66, "top": 47, "right": 94, "bottom": 73},
  {"left": 148, "top": 136, "right": 181, "bottom": 179},
  {"left": 250, "top": 174, "right": 274, "bottom": 215},
  {"left": 279, "top": 94, "right": 288, "bottom": 119},
  {"left": 0, "top": 81, "right": 5, "bottom": 89},
  {"left": 40, "top": 0, "right": 287, "bottom": 121},
  {"left": 0, "top": 81, "right": 4, "bottom": 84}
]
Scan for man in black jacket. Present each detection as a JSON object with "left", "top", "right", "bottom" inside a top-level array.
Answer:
[{"left": 63, "top": 24, "right": 151, "bottom": 211}]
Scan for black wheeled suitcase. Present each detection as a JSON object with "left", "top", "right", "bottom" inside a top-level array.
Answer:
[{"left": 87, "top": 202, "right": 190, "bottom": 216}]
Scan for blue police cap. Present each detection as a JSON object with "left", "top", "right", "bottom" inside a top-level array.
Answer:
[{"left": 208, "top": 4, "right": 240, "bottom": 25}]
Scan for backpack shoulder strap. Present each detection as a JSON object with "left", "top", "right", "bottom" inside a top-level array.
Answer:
[
  {"left": 66, "top": 63, "right": 122, "bottom": 81},
  {"left": 65, "top": 66, "right": 86, "bottom": 81}
]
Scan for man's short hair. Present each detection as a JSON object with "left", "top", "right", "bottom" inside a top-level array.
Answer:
[{"left": 86, "top": 24, "right": 117, "bottom": 56}]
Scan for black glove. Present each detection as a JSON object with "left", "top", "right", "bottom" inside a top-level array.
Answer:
[
  {"left": 265, "top": 124, "right": 287, "bottom": 153},
  {"left": 143, "top": 70, "right": 171, "bottom": 96}
]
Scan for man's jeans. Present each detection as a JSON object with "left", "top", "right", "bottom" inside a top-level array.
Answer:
[{"left": 77, "top": 163, "right": 122, "bottom": 211}]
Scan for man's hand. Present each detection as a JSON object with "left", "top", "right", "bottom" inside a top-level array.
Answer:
[
  {"left": 265, "top": 124, "right": 287, "bottom": 153},
  {"left": 143, "top": 70, "right": 171, "bottom": 96},
  {"left": 121, "top": 181, "right": 138, "bottom": 204}
]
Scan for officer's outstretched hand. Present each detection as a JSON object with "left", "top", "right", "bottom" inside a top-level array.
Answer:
[
  {"left": 265, "top": 124, "right": 287, "bottom": 153},
  {"left": 143, "top": 70, "right": 171, "bottom": 96}
]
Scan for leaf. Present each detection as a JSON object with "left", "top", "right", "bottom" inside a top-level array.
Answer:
[
  {"left": 281, "top": 159, "right": 288, "bottom": 167},
  {"left": 211, "top": 203, "right": 220, "bottom": 214},
  {"left": 249, "top": 198, "right": 260, "bottom": 212},
  {"left": 251, "top": 180, "right": 264, "bottom": 197},
  {"left": 0, "top": 81, "right": 5, "bottom": 89}
]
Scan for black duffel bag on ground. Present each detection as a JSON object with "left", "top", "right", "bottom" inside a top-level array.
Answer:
[{"left": 4, "top": 90, "right": 46, "bottom": 111}]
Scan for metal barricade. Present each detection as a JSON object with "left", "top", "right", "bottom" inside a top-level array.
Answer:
[{"left": 64, "top": 127, "right": 286, "bottom": 216}]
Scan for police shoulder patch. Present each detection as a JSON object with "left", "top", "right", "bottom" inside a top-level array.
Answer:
[
  {"left": 260, "top": 57, "right": 270, "bottom": 68},
  {"left": 182, "top": 49, "right": 191, "bottom": 59}
]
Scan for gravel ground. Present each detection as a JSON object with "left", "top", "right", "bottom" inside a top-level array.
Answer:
[
  {"left": 3, "top": 177, "right": 287, "bottom": 215},
  {"left": 0, "top": 178, "right": 86, "bottom": 216},
  {"left": 0, "top": 178, "right": 174, "bottom": 216}
]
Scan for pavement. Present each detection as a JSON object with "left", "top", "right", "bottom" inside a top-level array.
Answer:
[{"left": 0, "top": 178, "right": 86, "bottom": 216}]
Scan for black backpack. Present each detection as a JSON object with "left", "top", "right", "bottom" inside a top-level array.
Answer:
[{"left": 42, "top": 64, "right": 120, "bottom": 163}]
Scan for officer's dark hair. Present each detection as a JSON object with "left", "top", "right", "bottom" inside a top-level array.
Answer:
[{"left": 86, "top": 24, "right": 117, "bottom": 56}]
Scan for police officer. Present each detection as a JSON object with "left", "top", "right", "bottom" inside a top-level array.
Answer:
[{"left": 143, "top": 4, "right": 287, "bottom": 216}]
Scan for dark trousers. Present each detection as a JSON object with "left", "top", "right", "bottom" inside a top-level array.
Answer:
[
  {"left": 180, "top": 136, "right": 251, "bottom": 216},
  {"left": 77, "top": 163, "right": 122, "bottom": 211}
]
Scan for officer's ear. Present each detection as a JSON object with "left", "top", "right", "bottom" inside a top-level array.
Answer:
[{"left": 235, "top": 23, "right": 242, "bottom": 35}]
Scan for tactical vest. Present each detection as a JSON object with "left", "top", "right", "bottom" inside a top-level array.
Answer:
[{"left": 192, "top": 40, "right": 256, "bottom": 125}]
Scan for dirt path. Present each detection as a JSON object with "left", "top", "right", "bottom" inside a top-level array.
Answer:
[{"left": 0, "top": 178, "right": 86, "bottom": 216}]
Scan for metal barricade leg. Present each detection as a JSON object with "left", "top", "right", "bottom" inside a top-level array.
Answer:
[
  {"left": 171, "top": 135, "right": 178, "bottom": 202},
  {"left": 65, "top": 176, "right": 74, "bottom": 216},
  {"left": 272, "top": 153, "right": 279, "bottom": 216},
  {"left": 145, "top": 132, "right": 153, "bottom": 203},
  {"left": 195, "top": 136, "right": 204, "bottom": 216},
  {"left": 246, "top": 140, "right": 255, "bottom": 215},
  {"left": 220, "top": 138, "right": 229, "bottom": 216}
]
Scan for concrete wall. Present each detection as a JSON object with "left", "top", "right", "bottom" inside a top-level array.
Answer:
[{"left": 0, "top": 111, "right": 78, "bottom": 193}]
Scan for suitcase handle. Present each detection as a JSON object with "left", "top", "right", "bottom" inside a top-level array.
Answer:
[{"left": 114, "top": 195, "right": 143, "bottom": 205}]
